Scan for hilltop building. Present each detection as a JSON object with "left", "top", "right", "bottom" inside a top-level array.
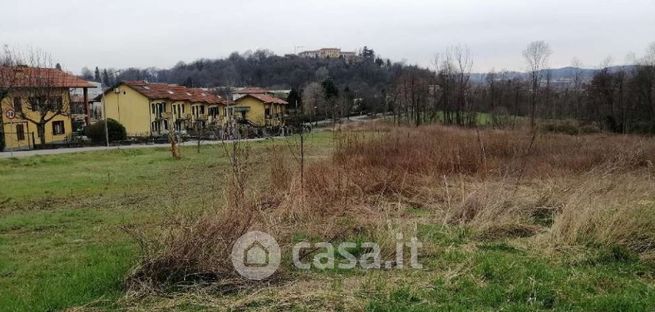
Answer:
[{"left": 298, "top": 48, "right": 358, "bottom": 62}]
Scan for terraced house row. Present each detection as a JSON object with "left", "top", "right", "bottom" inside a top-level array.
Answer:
[
  {"left": 1, "top": 66, "right": 289, "bottom": 151},
  {"left": 102, "top": 81, "right": 288, "bottom": 137}
]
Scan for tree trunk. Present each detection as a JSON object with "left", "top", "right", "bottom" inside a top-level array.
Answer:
[
  {"left": 37, "top": 124, "right": 46, "bottom": 146},
  {"left": 530, "top": 81, "right": 537, "bottom": 129}
]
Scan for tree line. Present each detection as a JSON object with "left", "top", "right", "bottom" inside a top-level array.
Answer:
[
  {"left": 386, "top": 42, "right": 655, "bottom": 134},
  {"left": 80, "top": 41, "right": 655, "bottom": 134}
]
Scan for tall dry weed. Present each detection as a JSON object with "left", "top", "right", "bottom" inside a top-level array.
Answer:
[
  {"left": 126, "top": 141, "right": 263, "bottom": 292},
  {"left": 549, "top": 171, "right": 655, "bottom": 254},
  {"left": 127, "top": 123, "right": 655, "bottom": 293}
]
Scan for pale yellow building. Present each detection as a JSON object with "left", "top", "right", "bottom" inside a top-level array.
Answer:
[
  {"left": 319, "top": 48, "right": 341, "bottom": 59},
  {"left": 298, "top": 48, "right": 358, "bottom": 61},
  {"left": 231, "top": 90, "right": 288, "bottom": 126},
  {"left": 101, "top": 81, "right": 226, "bottom": 137},
  {"left": 0, "top": 67, "right": 95, "bottom": 151}
]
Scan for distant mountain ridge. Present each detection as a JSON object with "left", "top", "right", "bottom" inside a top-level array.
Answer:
[{"left": 470, "top": 65, "right": 637, "bottom": 83}]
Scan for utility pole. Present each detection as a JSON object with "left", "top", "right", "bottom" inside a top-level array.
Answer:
[
  {"left": 101, "top": 91, "right": 109, "bottom": 147},
  {"left": 298, "top": 98, "right": 305, "bottom": 194}
]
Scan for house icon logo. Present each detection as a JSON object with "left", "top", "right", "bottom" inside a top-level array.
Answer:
[
  {"left": 231, "top": 231, "right": 281, "bottom": 280},
  {"left": 244, "top": 240, "right": 269, "bottom": 267}
]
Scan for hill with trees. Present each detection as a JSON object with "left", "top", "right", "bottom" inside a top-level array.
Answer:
[{"left": 81, "top": 42, "right": 655, "bottom": 134}]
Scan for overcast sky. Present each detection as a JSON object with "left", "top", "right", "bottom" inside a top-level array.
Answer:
[{"left": 1, "top": 0, "right": 654, "bottom": 73}]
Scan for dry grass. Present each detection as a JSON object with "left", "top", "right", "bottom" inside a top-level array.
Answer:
[
  {"left": 334, "top": 125, "right": 654, "bottom": 178},
  {"left": 125, "top": 141, "right": 265, "bottom": 293},
  {"left": 125, "top": 123, "right": 655, "bottom": 298},
  {"left": 299, "top": 124, "right": 655, "bottom": 255},
  {"left": 549, "top": 171, "right": 655, "bottom": 253}
]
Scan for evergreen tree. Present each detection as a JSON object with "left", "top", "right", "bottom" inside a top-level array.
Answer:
[
  {"left": 322, "top": 79, "right": 339, "bottom": 100},
  {"left": 102, "top": 69, "right": 111, "bottom": 86},
  {"left": 287, "top": 88, "right": 301, "bottom": 110},
  {"left": 342, "top": 86, "right": 355, "bottom": 117},
  {"left": 183, "top": 77, "right": 194, "bottom": 87},
  {"left": 80, "top": 67, "right": 94, "bottom": 80},
  {"left": 94, "top": 67, "right": 101, "bottom": 82},
  {"left": 362, "top": 46, "right": 375, "bottom": 62}
]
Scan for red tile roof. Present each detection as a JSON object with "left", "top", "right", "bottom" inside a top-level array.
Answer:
[
  {"left": 236, "top": 93, "right": 288, "bottom": 105},
  {"left": 113, "top": 81, "right": 226, "bottom": 105},
  {"left": 236, "top": 87, "right": 269, "bottom": 94},
  {"left": 0, "top": 66, "right": 96, "bottom": 88}
]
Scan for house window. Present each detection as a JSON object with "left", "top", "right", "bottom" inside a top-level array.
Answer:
[
  {"left": 152, "top": 121, "right": 162, "bottom": 133},
  {"left": 151, "top": 103, "right": 155, "bottom": 114},
  {"left": 16, "top": 124, "right": 25, "bottom": 141},
  {"left": 29, "top": 97, "right": 39, "bottom": 111},
  {"left": 52, "top": 120, "right": 65, "bottom": 135},
  {"left": 200, "top": 105, "right": 205, "bottom": 114},
  {"left": 13, "top": 97, "right": 22, "bottom": 112},
  {"left": 209, "top": 107, "right": 219, "bottom": 118}
]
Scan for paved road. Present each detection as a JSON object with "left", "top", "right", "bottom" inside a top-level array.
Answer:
[
  {"left": 0, "top": 137, "right": 277, "bottom": 159},
  {"left": 309, "top": 114, "right": 376, "bottom": 127},
  {"left": 0, "top": 115, "right": 379, "bottom": 159}
]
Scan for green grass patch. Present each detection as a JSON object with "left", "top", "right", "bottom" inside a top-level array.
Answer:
[{"left": 366, "top": 243, "right": 655, "bottom": 311}]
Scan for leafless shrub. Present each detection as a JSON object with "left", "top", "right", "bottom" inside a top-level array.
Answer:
[{"left": 125, "top": 140, "right": 262, "bottom": 292}]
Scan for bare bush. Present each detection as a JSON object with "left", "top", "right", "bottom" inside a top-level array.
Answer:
[{"left": 126, "top": 141, "right": 261, "bottom": 292}]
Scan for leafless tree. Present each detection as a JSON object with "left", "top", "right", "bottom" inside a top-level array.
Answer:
[
  {"left": 391, "top": 65, "right": 431, "bottom": 126},
  {"left": 523, "top": 41, "right": 552, "bottom": 129},
  {"left": 302, "top": 82, "right": 325, "bottom": 124},
  {"left": 644, "top": 42, "right": 655, "bottom": 66},
  {"left": 0, "top": 45, "right": 15, "bottom": 100},
  {"left": 433, "top": 52, "right": 456, "bottom": 124},
  {"left": 432, "top": 46, "right": 474, "bottom": 126},
  {"left": 453, "top": 46, "right": 474, "bottom": 125},
  {"left": 570, "top": 58, "right": 585, "bottom": 119},
  {"left": 485, "top": 69, "right": 505, "bottom": 127},
  {"left": 0, "top": 47, "right": 72, "bottom": 145}
]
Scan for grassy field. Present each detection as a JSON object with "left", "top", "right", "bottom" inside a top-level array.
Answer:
[
  {"left": 1, "top": 126, "right": 655, "bottom": 311},
  {"left": 0, "top": 147, "right": 203, "bottom": 311},
  {"left": 0, "top": 135, "right": 333, "bottom": 311}
]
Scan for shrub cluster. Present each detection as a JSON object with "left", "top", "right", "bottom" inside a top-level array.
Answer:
[{"left": 85, "top": 118, "right": 127, "bottom": 144}]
